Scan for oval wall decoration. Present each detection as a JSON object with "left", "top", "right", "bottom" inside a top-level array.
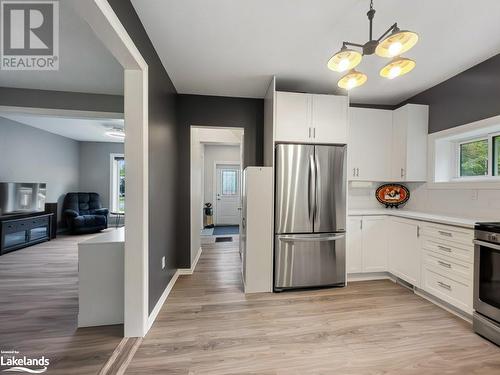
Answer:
[{"left": 375, "top": 184, "right": 410, "bottom": 208}]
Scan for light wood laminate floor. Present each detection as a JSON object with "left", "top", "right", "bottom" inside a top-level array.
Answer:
[
  {"left": 0, "top": 231, "right": 123, "bottom": 374},
  {"left": 126, "top": 240, "right": 500, "bottom": 375}
]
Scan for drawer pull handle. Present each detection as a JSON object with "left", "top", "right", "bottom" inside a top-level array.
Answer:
[
  {"left": 438, "top": 230, "right": 452, "bottom": 237},
  {"left": 438, "top": 260, "right": 451, "bottom": 268},
  {"left": 438, "top": 281, "right": 452, "bottom": 291},
  {"left": 437, "top": 245, "right": 452, "bottom": 252}
]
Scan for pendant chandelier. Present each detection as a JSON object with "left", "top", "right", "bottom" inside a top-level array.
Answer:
[{"left": 328, "top": 0, "right": 418, "bottom": 90}]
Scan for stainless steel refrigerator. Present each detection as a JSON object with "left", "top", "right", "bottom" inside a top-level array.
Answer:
[{"left": 274, "top": 143, "right": 346, "bottom": 291}]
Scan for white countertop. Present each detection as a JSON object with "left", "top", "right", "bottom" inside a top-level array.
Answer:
[
  {"left": 79, "top": 227, "right": 125, "bottom": 245},
  {"left": 348, "top": 209, "right": 477, "bottom": 229}
]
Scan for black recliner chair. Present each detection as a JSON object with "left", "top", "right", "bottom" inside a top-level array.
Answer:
[{"left": 63, "top": 193, "right": 109, "bottom": 234}]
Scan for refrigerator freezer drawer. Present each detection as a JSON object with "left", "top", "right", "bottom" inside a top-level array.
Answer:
[{"left": 274, "top": 233, "right": 346, "bottom": 290}]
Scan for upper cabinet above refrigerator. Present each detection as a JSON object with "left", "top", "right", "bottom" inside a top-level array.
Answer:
[{"left": 275, "top": 91, "right": 348, "bottom": 144}]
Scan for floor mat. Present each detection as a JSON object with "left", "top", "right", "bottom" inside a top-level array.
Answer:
[
  {"left": 213, "top": 225, "right": 239, "bottom": 235},
  {"left": 215, "top": 237, "right": 233, "bottom": 242}
]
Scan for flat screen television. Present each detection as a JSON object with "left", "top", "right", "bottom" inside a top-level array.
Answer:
[{"left": 0, "top": 183, "right": 46, "bottom": 216}]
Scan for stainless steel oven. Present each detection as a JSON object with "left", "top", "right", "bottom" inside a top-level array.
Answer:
[{"left": 473, "top": 223, "right": 500, "bottom": 345}]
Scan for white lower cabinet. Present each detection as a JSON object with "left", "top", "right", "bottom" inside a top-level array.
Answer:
[
  {"left": 347, "top": 216, "right": 387, "bottom": 274},
  {"left": 420, "top": 222, "right": 474, "bottom": 314},
  {"left": 347, "top": 214, "right": 474, "bottom": 315},
  {"left": 388, "top": 217, "right": 421, "bottom": 287}
]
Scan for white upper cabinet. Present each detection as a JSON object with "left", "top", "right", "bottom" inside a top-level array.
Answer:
[
  {"left": 391, "top": 104, "right": 429, "bottom": 182},
  {"left": 312, "top": 94, "right": 348, "bottom": 144},
  {"left": 275, "top": 91, "right": 310, "bottom": 143},
  {"left": 348, "top": 107, "right": 393, "bottom": 181},
  {"left": 275, "top": 91, "right": 348, "bottom": 144}
]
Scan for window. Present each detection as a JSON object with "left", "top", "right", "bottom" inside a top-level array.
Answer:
[
  {"left": 459, "top": 139, "right": 488, "bottom": 177},
  {"left": 221, "top": 169, "right": 238, "bottom": 195},
  {"left": 494, "top": 135, "right": 500, "bottom": 176},
  {"left": 110, "top": 154, "right": 125, "bottom": 212},
  {"left": 431, "top": 116, "right": 500, "bottom": 185}
]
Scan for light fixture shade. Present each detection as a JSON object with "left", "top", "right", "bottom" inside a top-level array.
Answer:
[
  {"left": 375, "top": 30, "right": 418, "bottom": 57},
  {"left": 337, "top": 69, "right": 367, "bottom": 90},
  {"left": 327, "top": 48, "right": 362, "bottom": 72},
  {"left": 380, "top": 57, "right": 415, "bottom": 79}
]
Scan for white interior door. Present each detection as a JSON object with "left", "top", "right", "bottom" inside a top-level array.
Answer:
[{"left": 215, "top": 164, "right": 241, "bottom": 225}]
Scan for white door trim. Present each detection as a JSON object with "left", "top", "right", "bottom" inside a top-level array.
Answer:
[
  {"left": 213, "top": 161, "right": 240, "bottom": 225},
  {"left": 73, "top": 0, "right": 149, "bottom": 337}
]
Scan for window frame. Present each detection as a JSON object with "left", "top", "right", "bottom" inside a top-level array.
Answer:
[
  {"left": 455, "top": 136, "right": 489, "bottom": 179},
  {"left": 110, "top": 153, "right": 125, "bottom": 213}
]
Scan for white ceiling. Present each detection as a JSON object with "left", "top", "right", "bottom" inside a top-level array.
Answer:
[
  {"left": 0, "top": 1, "right": 123, "bottom": 95},
  {"left": 131, "top": 0, "right": 500, "bottom": 104},
  {"left": 1, "top": 113, "right": 124, "bottom": 143}
]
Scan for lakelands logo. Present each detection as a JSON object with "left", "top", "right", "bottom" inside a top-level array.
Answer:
[
  {"left": 0, "top": 351, "right": 49, "bottom": 373},
  {"left": 0, "top": 0, "right": 59, "bottom": 70}
]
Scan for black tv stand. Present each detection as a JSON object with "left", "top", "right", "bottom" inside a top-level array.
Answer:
[{"left": 0, "top": 212, "right": 53, "bottom": 255}]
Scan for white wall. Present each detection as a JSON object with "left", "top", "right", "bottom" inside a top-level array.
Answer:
[
  {"left": 190, "top": 128, "right": 204, "bottom": 265},
  {"left": 0, "top": 116, "right": 79, "bottom": 224},
  {"left": 79, "top": 141, "right": 124, "bottom": 209},
  {"left": 203, "top": 144, "right": 241, "bottom": 208},
  {"left": 349, "top": 182, "right": 500, "bottom": 221}
]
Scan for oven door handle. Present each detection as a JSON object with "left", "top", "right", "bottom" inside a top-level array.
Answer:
[{"left": 473, "top": 239, "right": 500, "bottom": 251}]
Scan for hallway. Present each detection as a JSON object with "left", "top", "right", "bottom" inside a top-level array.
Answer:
[{"left": 125, "top": 240, "right": 500, "bottom": 374}]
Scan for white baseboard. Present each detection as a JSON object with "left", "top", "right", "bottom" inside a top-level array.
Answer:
[
  {"left": 347, "top": 272, "right": 394, "bottom": 282},
  {"left": 146, "top": 269, "right": 179, "bottom": 332},
  {"left": 178, "top": 247, "right": 202, "bottom": 275},
  {"left": 146, "top": 248, "right": 202, "bottom": 332},
  {"left": 414, "top": 288, "right": 472, "bottom": 324}
]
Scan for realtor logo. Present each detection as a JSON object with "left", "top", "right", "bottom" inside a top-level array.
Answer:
[{"left": 1, "top": 0, "right": 59, "bottom": 70}]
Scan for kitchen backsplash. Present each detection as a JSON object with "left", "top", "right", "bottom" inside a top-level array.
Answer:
[{"left": 348, "top": 182, "right": 500, "bottom": 221}]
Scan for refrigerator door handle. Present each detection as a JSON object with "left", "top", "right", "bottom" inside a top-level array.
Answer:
[
  {"left": 308, "top": 153, "right": 316, "bottom": 224},
  {"left": 278, "top": 234, "right": 345, "bottom": 242}
]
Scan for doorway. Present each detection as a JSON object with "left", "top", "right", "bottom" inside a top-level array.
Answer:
[
  {"left": 215, "top": 163, "right": 241, "bottom": 225},
  {"left": 190, "top": 127, "right": 244, "bottom": 266}
]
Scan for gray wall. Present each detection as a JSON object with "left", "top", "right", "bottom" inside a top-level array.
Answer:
[
  {"left": 0, "top": 87, "right": 123, "bottom": 114},
  {"left": 108, "top": 0, "right": 179, "bottom": 314},
  {"left": 79, "top": 142, "right": 124, "bottom": 209},
  {"left": 177, "top": 94, "right": 264, "bottom": 268},
  {"left": 404, "top": 53, "right": 500, "bottom": 133},
  {"left": 0, "top": 117, "right": 79, "bottom": 224}
]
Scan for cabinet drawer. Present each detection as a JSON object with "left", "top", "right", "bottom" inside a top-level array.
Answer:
[
  {"left": 421, "top": 223, "right": 473, "bottom": 246},
  {"left": 421, "top": 266, "right": 472, "bottom": 314},
  {"left": 3, "top": 221, "right": 28, "bottom": 234},
  {"left": 422, "top": 250, "right": 472, "bottom": 282},
  {"left": 422, "top": 237, "right": 473, "bottom": 264}
]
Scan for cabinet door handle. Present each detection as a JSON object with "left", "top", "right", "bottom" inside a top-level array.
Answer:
[
  {"left": 360, "top": 219, "right": 363, "bottom": 230},
  {"left": 400, "top": 168, "right": 404, "bottom": 178},
  {"left": 353, "top": 168, "right": 356, "bottom": 177},
  {"left": 417, "top": 226, "right": 420, "bottom": 238},
  {"left": 437, "top": 245, "right": 452, "bottom": 252},
  {"left": 438, "top": 260, "right": 452, "bottom": 268},
  {"left": 308, "top": 127, "right": 311, "bottom": 138},
  {"left": 437, "top": 281, "right": 452, "bottom": 291},
  {"left": 438, "top": 230, "right": 452, "bottom": 237},
  {"left": 313, "top": 127, "right": 316, "bottom": 138},
  {"left": 357, "top": 168, "right": 360, "bottom": 177}
]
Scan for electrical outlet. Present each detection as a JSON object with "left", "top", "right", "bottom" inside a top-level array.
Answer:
[
  {"left": 161, "top": 256, "right": 166, "bottom": 269},
  {"left": 471, "top": 190, "right": 478, "bottom": 200}
]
